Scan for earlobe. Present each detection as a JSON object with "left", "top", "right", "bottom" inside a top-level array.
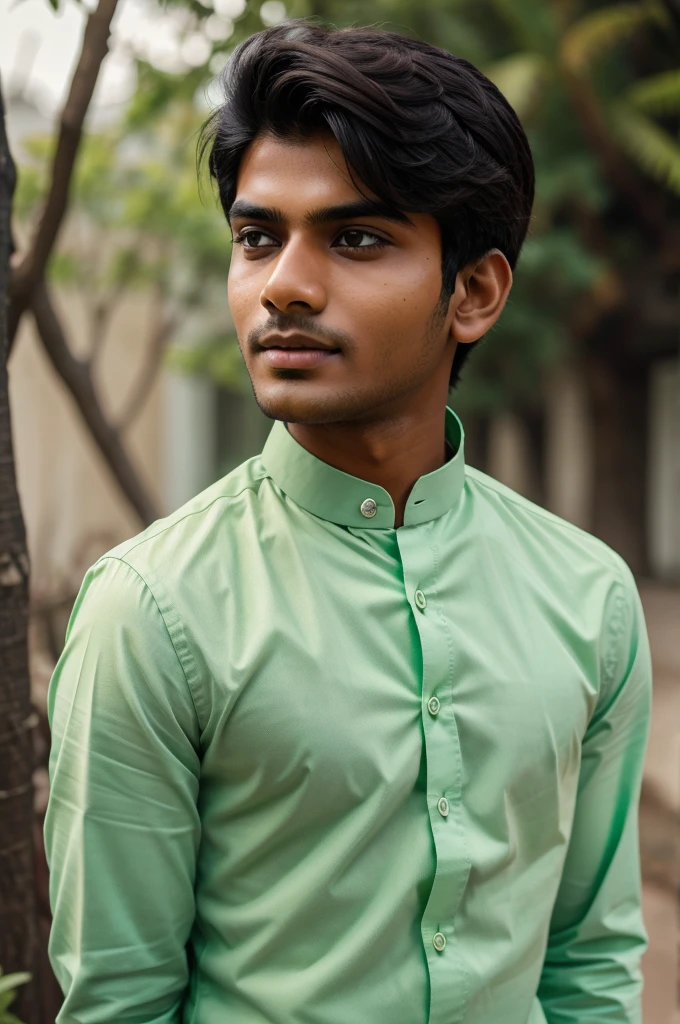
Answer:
[{"left": 451, "top": 249, "right": 513, "bottom": 345}]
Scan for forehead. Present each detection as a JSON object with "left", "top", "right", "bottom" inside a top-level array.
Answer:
[{"left": 234, "top": 132, "right": 368, "bottom": 210}]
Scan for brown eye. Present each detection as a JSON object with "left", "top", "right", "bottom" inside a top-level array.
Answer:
[
  {"left": 237, "top": 230, "right": 278, "bottom": 248},
  {"left": 335, "top": 230, "right": 386, "bottom": 249}
]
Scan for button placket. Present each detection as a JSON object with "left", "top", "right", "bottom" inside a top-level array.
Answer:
[{"left": 396, "top": 522, "right": 469, "bottom": 1022}]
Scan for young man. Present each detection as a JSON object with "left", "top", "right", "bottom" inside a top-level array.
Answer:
[{"left": 45, "top": 22, "right": 652, "bottom": 1024}]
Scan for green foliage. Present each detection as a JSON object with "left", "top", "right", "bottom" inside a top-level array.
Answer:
[
  {"left": 125, "top": 62, "right": 210, "bottom": 132},
  {"left": 13, "top": 136, "right": 51, "bottom": 222},
  {"left": 627, "top": 68, "right": 680, "bottom": 115},
  {"left": 167, "top": 334, "right": 248, "bottom": 390},
  {"left": 487, "top": 0, "right": 558, "bottom": 56},
  {"left": 485, "top": 53, "right": 549, "bottom": 119},
  {"left": 560, "top": 2, "right": 664, "bottom": 73},
  {"left": 0, "top": 967, "right": 30, "bottom": 1024},
  {"left": 559, "top": 1, "right": 680, "bottom": 196},
  {"left": 15, "top": 104, "right": 232, "bottom": 348},
  {"left": 457, "top": 229, "right": 606, "bottom": 414},
  {"left": 611, "top": 101, "right": 680, "bottom": 194}
]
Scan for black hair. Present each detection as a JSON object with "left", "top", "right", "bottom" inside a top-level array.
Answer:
[{"left": 199, "top": 21, "right": 535, "bottom": 387}]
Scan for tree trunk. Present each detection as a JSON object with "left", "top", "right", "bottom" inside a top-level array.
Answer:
[{"left": 0, "top": 84, "right": 38, "bottom": 1022}]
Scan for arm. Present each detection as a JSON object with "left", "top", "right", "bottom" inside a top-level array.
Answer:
[
  {"left": 537, "top": 560, "right": 652, "bottom": 1023},
  {"left": 44, "top": 556, "right": 202, "bottom": 1023}
]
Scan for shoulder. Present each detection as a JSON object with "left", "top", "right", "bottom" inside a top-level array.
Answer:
[
  {"left": 463, "top": 467, "right": 648, "bottom": 697},
  {"left": 100, "top": 453, "right": 269, "bottom": 583},
  {"left": 462, "top": 466, "right": 642, "bottom": 652},
  {"left": 76, "top": 450, "right": 269, "bottom": 637},
  {"left": 464, "top": 465, "right": 629, "bottom": 583},
  {"left": 61, "top": 456, "right": 269, "bottom": 725}
]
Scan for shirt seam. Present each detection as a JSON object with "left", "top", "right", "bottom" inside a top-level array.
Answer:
[
  {"left": 468, "top": 469, "right": 636, "bottom": 730},
  {"left": 98, "top": 555, "right": 204, "bottom": 736},
  {"left": 111, "top": 476, "right": 268, "bottom": 562},
  {"left": 596, "top": 561, "right": 631, "bottom": 718}
]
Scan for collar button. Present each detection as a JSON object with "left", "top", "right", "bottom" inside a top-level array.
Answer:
[{"left": 360, "top": 498, "right": 377, "bottom": 518}]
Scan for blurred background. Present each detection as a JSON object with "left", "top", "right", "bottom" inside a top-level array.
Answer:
[{"left": 0, "top": 0, "right": 678, "bottom": 1020}]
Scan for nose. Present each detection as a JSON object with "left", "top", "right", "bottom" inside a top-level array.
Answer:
[{"left": 260, "top": 237, "right": 327, "bottom": 315}]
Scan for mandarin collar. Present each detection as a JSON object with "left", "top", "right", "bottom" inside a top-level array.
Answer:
[{"left": 261, "top": 406, "right": 466, "bottom": 529}]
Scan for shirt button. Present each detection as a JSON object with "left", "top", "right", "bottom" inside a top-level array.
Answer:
[
  {"left": 427, "top": 696, "right": 441, "bottom": 716},
  {"left": 433, "top": 931, "right": 447, "bottom": 952},
  {"left": 414, "top": 589, "right": 427, "bottom": 610},
  {"left": 437, "top": 796, "right": 449, "bottom": 817},
  {"left": 360, "top": 497, "right": 377, "bottom": 518}
]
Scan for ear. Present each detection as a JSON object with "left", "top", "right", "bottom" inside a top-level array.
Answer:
[{"left": 448, "top": 249, "right": 513, "bottom": 345}]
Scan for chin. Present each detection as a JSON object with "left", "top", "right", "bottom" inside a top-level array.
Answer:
[{"left": 251, "top": 379, "right": 367, "bottom": 425}]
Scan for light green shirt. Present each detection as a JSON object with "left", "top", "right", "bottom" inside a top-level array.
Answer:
[{"left": 45, "top": 406, "right": 652, "bottom": 1024}]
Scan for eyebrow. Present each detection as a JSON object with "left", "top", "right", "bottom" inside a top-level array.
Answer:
[{"left": 228, "top": 198, "right": 413, "bottom": 227}]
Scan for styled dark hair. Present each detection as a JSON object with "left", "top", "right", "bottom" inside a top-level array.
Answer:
[{"left": 199, "top": 21, "right": 535, "bottom": 387}]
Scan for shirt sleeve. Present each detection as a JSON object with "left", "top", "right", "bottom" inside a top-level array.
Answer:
[
  {"left": 44, "top": 556, "right": 202, "bottom": 1024},
  {"left": 537, "top": 559, "right": 652, "bottom": 1023}
]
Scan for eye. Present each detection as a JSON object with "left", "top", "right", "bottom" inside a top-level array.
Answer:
[
  {"left": 234, "top": 229, "right": 278, "bottom": 249},
  {"left": 334, "top": 229, "right": 387, "bottom": 250}
]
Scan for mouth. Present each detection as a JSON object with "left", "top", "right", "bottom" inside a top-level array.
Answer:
[{"left": 255, "top": 332, "right": 341, "bottom": 369}]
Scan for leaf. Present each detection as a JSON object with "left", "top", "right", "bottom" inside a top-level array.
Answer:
[
  {"left": 485, "top": 53, "right": 551, "bottom": 118},
  {"left": 610, "top": 102, "right": 680, "bottom": 194},
  {"left": 560, "top": 2, "right": 666, "bottom": 74},
  {"left": 1, "top": 1012, "right": 28, "bottom": 1024},
  {"left": 167, "top": 336, "right": 247, "bottom": 392},
  {"left": 488, "top": 0, "right": 558, "bottom": 55},
  {"left": 48, "top": 252, "right": 82, "bottom": 287},
  {"left": 627, "top": 69, "right": 680, "bottom": 115},
  {"left": 0, "top": 975, "right": 30, "bottom": 998},
  {"left": 125, "top": 61, "right": 210, "bottom": 132},
  {"left": 0, "top": 968, "right": 29, "bottom": 1023}
]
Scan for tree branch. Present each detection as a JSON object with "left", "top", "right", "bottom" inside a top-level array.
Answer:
[
  {"left": 8, "top": 0, "right": 119, "bottom": 346},
  {"left": 117, "top": 303, "right": 175, "bottom": 432},
  {"left": 30, "top": 281, "right": 159, "bottom": 525},
  {"left": 88, "top": 283, "right": 126, "bottom": 366}
]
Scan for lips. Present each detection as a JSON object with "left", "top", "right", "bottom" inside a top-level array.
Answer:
[
  {"left": 256, "top": 332, "right": 341, "bottom": 369},
  {"left": 260, "top": 347, "right": 340, "bottom": 369},
  {"left": 257, "top": 332, "right": 339, "bottom": 352}
]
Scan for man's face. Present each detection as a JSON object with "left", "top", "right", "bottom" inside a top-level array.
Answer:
[{"left": 227, "top": 132, "right": 458, "bottom": 425}]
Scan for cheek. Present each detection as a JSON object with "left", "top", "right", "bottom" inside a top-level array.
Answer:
[
  {"left": 340, "top": 258, "right": 442, "bottom": 346},
  {"left": 228, "top": 261, "right": 258, "bottom": 324}
]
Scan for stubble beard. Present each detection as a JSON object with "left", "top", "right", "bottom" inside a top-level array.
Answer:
[{"left": 243, "top": 293, "right": 450, "bottom": 426}]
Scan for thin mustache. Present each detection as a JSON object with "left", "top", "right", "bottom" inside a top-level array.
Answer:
[{"left": 248, "top": 316, "right": 353, "bottom": 351}]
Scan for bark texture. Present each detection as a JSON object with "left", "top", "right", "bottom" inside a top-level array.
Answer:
[{"left": 0, "top": 82, "right": 38, "bottom": 1024}]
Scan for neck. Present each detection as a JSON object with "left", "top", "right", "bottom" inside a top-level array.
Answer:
[{"left": 286, "top": 394, "right": 450, "bottom": 529}]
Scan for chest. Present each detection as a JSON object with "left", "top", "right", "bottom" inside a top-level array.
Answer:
[{"left": 199, "top": 538, "right": 593, "bottom": 818}]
